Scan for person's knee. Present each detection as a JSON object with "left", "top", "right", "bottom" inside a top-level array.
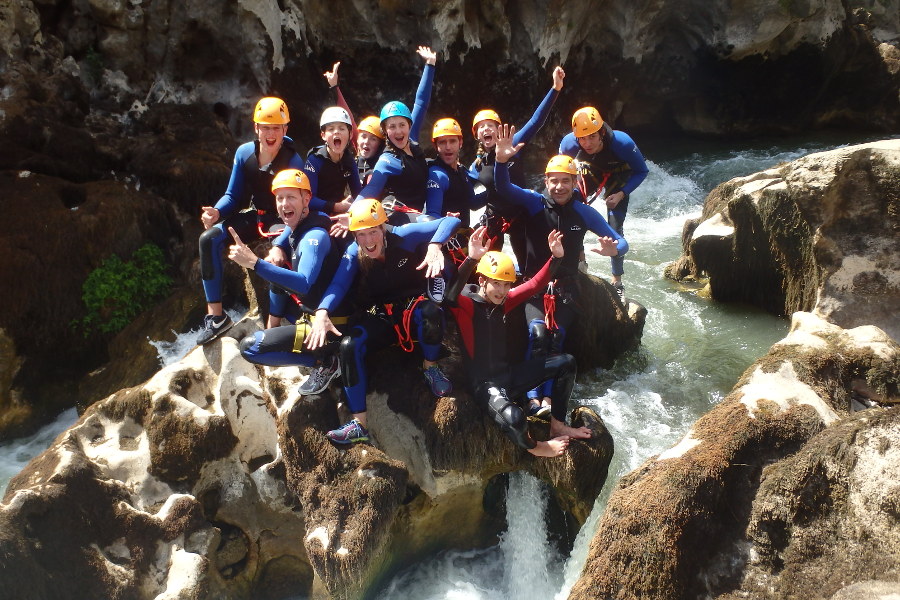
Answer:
[
  {"left": 484, "top": 386, "right": 535, "bottom": 450},
  {"left": 339, "top": 334, "right": 361, "bottom": 388},
  {"left": 239, "top": 332, "right": 263, "bottom": 362},
  {"left": 199, "top": 226, "right": 225, "bottom": 280},
  {"left": 419, "top": 300, "right": 444, "bottom": 345},
  {"left": 528, "top": 319, "right": 549, "bottom": 358}
]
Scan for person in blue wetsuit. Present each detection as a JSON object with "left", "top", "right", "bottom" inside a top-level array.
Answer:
[
  {"left": 559, "top": 106, "right": 648, "bottom": 300},
  {"left": 470, "top": 66, "right": 565, "bottom": 266},
  {"left": 355, "top": 46, "right": 437, "bottom": 221},
  {"left": 305, "top": 200, "right": 460, "bottom": 445},
  {"left": 228, "top": 169, "right": 348, "bottom": 395},
  {"left": 197, "top": 97, "right": 305, "bottom": 342},
  {"left": 426, "top": 118, "right": 487, "bottom": 229},
  {"left": 303, "top": 105, "right": 361, "bottom": 216},
  {"left": 443, "top": 226, "right": 592, "bottom": 457},
  {"left": 495, "top": 124, "right": 628, "bottom": 416}
]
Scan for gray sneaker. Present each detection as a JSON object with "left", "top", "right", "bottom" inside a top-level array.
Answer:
[
  {"left": 298, "top": 355, "right": 341, "bottom": 395},
  {"left": 197, "top": 314, "right": 234, "bottom": 345}
]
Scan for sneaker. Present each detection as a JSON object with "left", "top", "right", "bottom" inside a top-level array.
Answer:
[
  {"left": 613, "top": 282, "right": 625, "bottom": 303},
  {"left": 427, "top": 276, "right": 446, "bottom": 303},
  {"left": 528, "top": 401, "right": 551, "bottom": 420},
  {"left": 298, "top": 355, "right": 341, "bottom": 396},
  {"left": 423, "top": 365, "right": 452, "bottom": 397},
  {"left": 326, "top": 419, "right": 369, "bottom": 445},
  {"left": 197, "top": 314, "right": 234, "bottom": 345}
]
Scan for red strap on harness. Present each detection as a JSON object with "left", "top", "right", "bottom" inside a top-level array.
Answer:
[
  {"left": 256, "top": 211, "right": 285, "bottom": 238},
  {"left": 384, "top": 296, "right": 425, "bottom": 353},
  {"left": 543, "top": 280, "right": 559, "bottom": 331}
]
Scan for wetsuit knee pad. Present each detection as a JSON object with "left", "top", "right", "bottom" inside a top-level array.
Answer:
[
  {"left": 528, "top": 319, "right": 550, "bottom": 359},
  {"left": 484, "top": 386, "right": 535, "bottom": 450},
  {"left": 418, "top": 300, "right": 444, "bottom": 346},
  {"left": 199, "top": 226, "right": 226, "bottom": 281},
  {"left": 239, "top": 332, "right": 263, "bottom": 362},
  {"left": 339, "top": 334, "right": 361, "bottom": 388},
  {"left": 548, "top": 353, "right": 577, "bottom": 417}
]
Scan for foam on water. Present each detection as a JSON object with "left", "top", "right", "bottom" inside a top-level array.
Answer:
[
  {"left": 1, "top": 408, "right": 79, "bottom": 495},
  {"left": 148, "top": 306, "right": 247, "bottom": 367}
]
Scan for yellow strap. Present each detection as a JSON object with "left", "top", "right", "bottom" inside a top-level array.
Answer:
[{"left": 292, "top": 321, "right": 313, "bottom": 353}]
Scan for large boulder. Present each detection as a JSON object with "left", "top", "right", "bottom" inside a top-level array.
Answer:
[
  {"left": 0, "top": 312, "right": 615, "bottom": 600},
  {"left": 666, "top": 140, "right": 900, "bottom": 341},
  {"left": 569, "top": 312, "right": 899, "bottom": 600}
]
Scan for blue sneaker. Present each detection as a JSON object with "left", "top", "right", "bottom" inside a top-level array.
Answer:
[
  {"left": 423, "top": 365, "right": 452, "bottom": 397},
  {"left": 326, "top": 419, "right": 369, "bottom": 445}
]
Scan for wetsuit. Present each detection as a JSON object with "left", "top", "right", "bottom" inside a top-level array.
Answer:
[
  {"left": 444, "top": 254, "right": 576, "bottom": 450},
  {"left": 199, "top": 137, "right": 304, "bottom": 304},
  {"left": 316, "top": 216, "right": 460, "bottom": 414},
  {"left": 425, "top": 158, "right": 487, "bottom": 229},
  {"left": 495, "top": 160, "right": 629, "bottom": 399},
  {"left": 239, "top": 211, "right": 347, "bottom": 367},
  {"left": 470, "top": 86, "right": 560, "bottom": 266},
  {"left": 559, "top": 124, "right": 648, "bottom": 277},
  {"left": 355, "top": 64, "right": 436, "bottom": 218},
  {"left": 304, "top": 144, "right": 362, "bottom": 214}
]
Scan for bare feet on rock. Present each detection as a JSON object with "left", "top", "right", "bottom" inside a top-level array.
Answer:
[
  {"left": 528, "top": 436, "right": 570, "bottom": 457},
  {"left": 550, "top": 417, "right": 592, "bottom": 440}
]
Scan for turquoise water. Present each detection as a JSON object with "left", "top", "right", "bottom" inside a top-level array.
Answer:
[{"left": 2, "top": 133, "right": 889, "bottom": 599}]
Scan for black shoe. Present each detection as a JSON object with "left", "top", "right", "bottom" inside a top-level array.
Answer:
[
  {"left": 613, "top": 283, "right": 625, "bottom": 303},
  {"left": 197, "top": 314, "right": 234, "bottom": 345}
]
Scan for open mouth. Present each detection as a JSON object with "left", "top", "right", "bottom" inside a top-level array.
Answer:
[
  {"left": 364, "top": 244, "right": 378, "bottom": 254},
  {"left": 281, "top": 208, "right": 295, "bottom": 222}
]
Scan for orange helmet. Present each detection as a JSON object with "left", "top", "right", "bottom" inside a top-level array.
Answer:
[
  {"left": 476, "top": 251, "right": 517, "bottom": 283},
  {"left": 572, "top": 106, "right": 603, "bottom": 137},
  {"left": 545, "top": 155, "right": 578, "bottom": 175},
  {"left": 254, "top": 97, "right": 290, "bottom": 124},
  {"left": 358, "top": 115, "right": 385, "bottom": 139},
  {"left": 348, "top": 199, "right": 388, "bottom": 231},
  {"left": 471, "top": 109, "right": 501, "bottom": 136},
  {"left": 432, "top": 118, "right": 463, "bottom": 141},
  {"left": 271, "top": 169, "right": 311, "bottom": 193}
]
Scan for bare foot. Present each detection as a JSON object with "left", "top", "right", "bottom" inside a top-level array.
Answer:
[
  {"left": 550, "top": 417, "right": 592, "bottom": 440},
  {"left": 528, "top": 436, "right": 570, "bottom": 457}
]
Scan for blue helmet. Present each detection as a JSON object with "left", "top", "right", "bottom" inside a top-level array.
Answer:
[{"left": 380, "top": 101, "right": 412, "bottom": 124}]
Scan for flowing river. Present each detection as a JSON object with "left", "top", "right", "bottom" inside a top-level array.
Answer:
[{"left": 0, "top": 132, "right": 886, "bottom": 599}]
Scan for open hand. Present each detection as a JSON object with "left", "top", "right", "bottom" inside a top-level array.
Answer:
[
  {"left": 416, "top": 242, "right": 445, "bottom": 278},
  {"left": 468, "top": 225, "right": 490, "bottom": 261},
  {"left": 417, "top": 45, "right": 437, "bottom": 65},
  {"left": 548, "top": 229, "right": 564, "bottom": 259},
  {"left": 589, "top": 236, "right": 619, "bottom": 257},
  {"left": 329, "top": 214, "right": 350, "bottom": 238},
  {"left": 306, "top": 309, "right": 342, "bottom": 350},
  {"left": 495, "top": 124, "right": 524, "bottom": 164}
]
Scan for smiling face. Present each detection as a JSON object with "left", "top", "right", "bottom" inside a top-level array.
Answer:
[
  {"left": 544, "top": 172, "right": 576, "bottom": 205},
  {"left": 255, "top": 123, "right": 288, "bottom": 153},
  {"left": 474, "top": 119, "right": 500, "bottom": 149},
  {"left": 383, "top": 116, "right": 411, "bottom": 148},
  {"left": 576, "top": 131, "right": 603, "bottom": 155},
  {"left": 435, "top": 135, "right": 461, "bottom": 166},
  {"left": 479, "top": 276, "right": 513, "bottom": 305},
  {"left": 321, "top": 122, "right": 350, "bottom": 156},
  {"left": 354, "top": 225, "right": 386, "bottom": 260},
  {"left": 275, "top": 187, "right": 311, "bottom": 229},
  {"left": 357, "top": 131, "right": 382, "bottom": 159}
]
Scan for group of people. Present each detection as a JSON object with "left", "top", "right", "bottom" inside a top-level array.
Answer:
[{"left": 194, "top": 47, "right": 648, "bottom": 458}]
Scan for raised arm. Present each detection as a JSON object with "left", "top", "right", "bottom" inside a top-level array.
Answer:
[
  {"left": 410, "top": 46, "right": 437, "bottom": 142},
  {"left": 513, "top": 66, "right": 564, "bottom": 145}
]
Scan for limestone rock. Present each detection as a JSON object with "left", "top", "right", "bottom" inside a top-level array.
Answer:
[
  {"left": 0, "top": 310, "right": 615, "bottom": 599},
  {"left": 666, "top": 140, "right": 900, "bottom": 341},
  {"left": 569, "top": 312, "right": 899, "bottom": 600}
]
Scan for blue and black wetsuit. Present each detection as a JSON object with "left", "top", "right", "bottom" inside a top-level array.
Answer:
[
  {"left": 316, "top": 216, "right": 460, "bottom": 414},
  {"left": 559, "top": 124, "right": 648, "bottom": 277},
  {"left": 495, "top": 160, "right": 628, "bottom": 398},
  {"left": 199, "top": 137, "right": 304, "bottom": 304},
  {"left": 425, "top": 158, "right": 487, "bottom": 229},
  {"left": 239, "top": 211, "right": 348, "bottom": 367},
  {"left": 355, "top": 64, "right": 435, "bottom": 218},
  {"left": 470, "top": 86, "right": 560, "bottom": 265},
  {"left": 304, "top": 145, "right": 362, "bottom": 214}
]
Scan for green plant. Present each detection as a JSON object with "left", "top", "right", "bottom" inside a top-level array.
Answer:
[{"left": 75, "top": 243, "right": 173, "bottom": 336}]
